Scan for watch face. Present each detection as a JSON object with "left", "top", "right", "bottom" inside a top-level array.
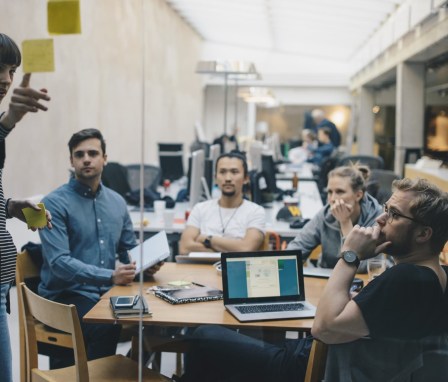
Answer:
[{"left": 344, "top": 251, "right": 356, "bottom": 262}]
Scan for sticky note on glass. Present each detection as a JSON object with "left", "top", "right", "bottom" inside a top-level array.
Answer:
[
  {"left": 22, "top": 39, "right": 55, "bottom": 73},
  {"left": 48, "top": 0, "right": 81, "bottom": 35},
  {"left": 22, "top": 203, "right": 47, "bottom": 229}
]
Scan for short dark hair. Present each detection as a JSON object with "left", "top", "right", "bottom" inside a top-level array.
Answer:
[
  {"left": 68, "top": 128, "right": 106, "bottom": 155},
  {"left": 0, "top": 33, "right": 21, "bottom": 67},
  {"left": 215, "top": 151, "right": 248, "bottom": 177}
]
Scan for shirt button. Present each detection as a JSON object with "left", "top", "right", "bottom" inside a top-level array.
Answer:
[
  {"left": 97, "top": 218, "right": 101, "bottom": 223},
  {"left": 101, "top": 260, "right": 104, "bottom": 265},
  {"left": 100, "top": 240, "right": 104, "bottom": 244}
]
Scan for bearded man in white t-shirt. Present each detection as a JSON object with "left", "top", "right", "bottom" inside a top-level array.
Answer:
[{"left": 179, "top": 152, "right": 265, "bottom": 255}]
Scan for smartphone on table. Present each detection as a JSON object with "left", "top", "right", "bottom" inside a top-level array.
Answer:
[{"left": 114, "top": 295, "right": 137, "bottom": 308}]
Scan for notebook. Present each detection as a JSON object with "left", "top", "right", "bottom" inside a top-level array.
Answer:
[
  {"left": 221, "top": 250, "right": 316, "bottom": 322},
  {"left": 129, "top": 230, "right": 170, "bottom": 275},
  {"left": 109, "top": 295, "right": 152, "bottom": 318},
  {"left": 154, "top": 283, "right": 223, "bottom": 304}
]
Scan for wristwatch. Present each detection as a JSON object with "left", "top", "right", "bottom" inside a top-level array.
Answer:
[
  {"left": 340, "top": 250, "right": 360, "bottom": 268},
  {"left": 203, "top": 235, "right": 213, "bottom": 249}
]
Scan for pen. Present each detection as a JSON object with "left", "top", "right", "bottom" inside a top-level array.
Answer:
[
  {"left": 133, "top": 295, "right": 140, "bottom": 305},
  {"left": 191, "top": 282, "right": 205, "bottom": 287}
]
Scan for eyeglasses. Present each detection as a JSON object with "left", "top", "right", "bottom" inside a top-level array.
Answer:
[{"left": 382, "top": 203, "right": 424, "bottom": 225}]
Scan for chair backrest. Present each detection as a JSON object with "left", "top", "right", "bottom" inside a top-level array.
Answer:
[
  {"left": 261, "top": 231, "right": 281, "bottom": 250},
  {"left": 367, "top": 169, "right": 400, "bottom": 204},
  {"left": 338, "top": 155, "right": 384, "bottom": 169},
  {"left": 304, "top": 339, "right": 328, "bottom": 382},
  {"left": 101, "top": 162, "right": 131, "bottom": 197},
  {"left": 19, "top": 283, "right": 89, "bottom": 382},
  {"left": 126, "top": 164, "right": 162, "bottom": 192}
]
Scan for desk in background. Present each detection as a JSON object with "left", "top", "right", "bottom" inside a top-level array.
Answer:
[
  {"left": 130, "top": 181, "right": 323, "bottom": 238},
  {"left": 276, "top": 162, "right": 316, "bottom": 181},
  {"left": 404, "top": 164, "right": 448, "bottom": 192}
]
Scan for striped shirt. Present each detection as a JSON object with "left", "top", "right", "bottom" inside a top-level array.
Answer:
[{"left": 0, "top": 124, "right": 16, "bottom": 285}]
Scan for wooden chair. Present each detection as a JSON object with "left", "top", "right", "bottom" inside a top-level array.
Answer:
[
  {"left": 304, "top": 339, "right": 328, "bottom": 382},
  {"left": 261, "top": 231, "right": 281, "bottom": 250},
  {"left": 18, "top": 282, "right": 171, "bottom": 382},
  {"left": 16, "top": 250, "right": 74, "bottom": 382}
]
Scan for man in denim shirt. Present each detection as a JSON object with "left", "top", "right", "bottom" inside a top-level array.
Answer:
[{"left": 39, "top": 128, "right": 161, "bottom": 368}]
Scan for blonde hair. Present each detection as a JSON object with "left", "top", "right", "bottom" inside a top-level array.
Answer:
[{"left": 328, "top": 163, "right": 370, "bottom": 193}]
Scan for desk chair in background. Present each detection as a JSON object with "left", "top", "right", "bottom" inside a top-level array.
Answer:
[
  {"left": 19, "top": 283, "right": 170, "bottom": 382},
  {"left": 101, "top": 161, "right": 131, "bottom": 198},
  {"left": 126, "top": 164, "right": 162, "bottom": 192},
  {"left": 337, "top": 154, "right": 384, "bottom": 169}
]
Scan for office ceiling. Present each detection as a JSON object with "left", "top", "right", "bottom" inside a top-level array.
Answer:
[{"left": 166, "top": 0, "right": 407, "bottom": 85}]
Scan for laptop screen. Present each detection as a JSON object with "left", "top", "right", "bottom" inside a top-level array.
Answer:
[{"left": 222, "top": 250, "right": 305, "bottom": 304}]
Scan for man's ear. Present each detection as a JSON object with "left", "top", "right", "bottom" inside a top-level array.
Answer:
[
  {"left": 415, "top": 226, "right": 433, "bottom": 244},
  {"left": 70, "top": 155, "right": 74, "bottom": 167},
  {"left": 103, "top": 153, "right": 108, "bottom": 166}
]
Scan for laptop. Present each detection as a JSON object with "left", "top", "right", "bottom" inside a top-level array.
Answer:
[{"left": 221, "top": 250, "right": 316, "bottom": 322}]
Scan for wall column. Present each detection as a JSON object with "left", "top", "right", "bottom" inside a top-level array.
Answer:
[
  {"left": 357, "top": 86, "right": 375, "bottom": 155},
  {"left": 395, "top": 62, "right": 425, "bottom": 175}
]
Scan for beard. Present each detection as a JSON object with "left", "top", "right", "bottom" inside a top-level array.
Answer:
[
  {"left": 382, "top": 230, "right": 414, "bottom": 258},
  {"left": 221, "top": 189, "right": 236, "bottom": 197}
]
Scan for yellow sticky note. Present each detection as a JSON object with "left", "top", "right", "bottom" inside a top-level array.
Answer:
[
  {"left": 22, "top": 203, "right": 47, "bottom": 229},
  {"left": 22, "top": 39, "right": 55, "bottom": 73},
  {"left": 168, "top": 281, "right": 191, "bottom": 287},
  {"left": 47, "top": 0, "right": 81, "bottom": 35}
]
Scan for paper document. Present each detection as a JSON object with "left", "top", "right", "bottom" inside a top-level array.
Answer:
[{"left": 129, "top": 231, "right": 170, "bottom": 274}]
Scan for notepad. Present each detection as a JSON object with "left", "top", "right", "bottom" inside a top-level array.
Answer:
[
  {"left": 109, "top": 295, "right": 151, "bottom": 318},
  {"left": 21, "top": 203, "right": 47, "bottom": 229},
  {"left": 129, "top": 231, "right": 170, "bottom": 275}
]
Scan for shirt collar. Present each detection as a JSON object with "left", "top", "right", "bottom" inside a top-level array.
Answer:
[{"left": 69, "top": 177, "right": 103, "bottom": 198}]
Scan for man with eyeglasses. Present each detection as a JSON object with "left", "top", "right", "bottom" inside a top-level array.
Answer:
[
  {"left": 38, "top": 128, "right": 162, "bottom": 368},
  {"left": 312, "top": 178, "right": 448, "bottom": 380}
]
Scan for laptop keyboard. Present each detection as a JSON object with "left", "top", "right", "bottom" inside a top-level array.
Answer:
[{"left": 235, "top": 302, "right": 304, "bottom": 314}]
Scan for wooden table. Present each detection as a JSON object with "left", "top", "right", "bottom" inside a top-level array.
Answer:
[{"left": 84, "top": 262, "right": 331, "bottom": 332}]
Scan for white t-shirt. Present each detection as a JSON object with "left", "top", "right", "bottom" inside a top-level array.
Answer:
[{"left": 187, "top": 199, "right": 265, "bottom": 239}]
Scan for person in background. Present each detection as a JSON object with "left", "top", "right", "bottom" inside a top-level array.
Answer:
[
  {"left": 311, "top": 108, "right": 341, "bottom": 147},
  {"left": 288, "top": 129, "right": 318, "bottom": 164},
  {"left": 312, "top": 178, "right": 448, "bottom": 380},
  {"left": 38, "top": 128, "right": 162, "bottom": 368},
  {"left": 179, "top": 152, "right": 265, "bottom": 255},
  {"left": 0, "top": 33, "right": 52, "bottom": 382},
  {"left": 288, "top": 164, "right": 382, "bottom": 272},
  {"left": 306, "top": 127, "right": 335, "bottom": 166}
]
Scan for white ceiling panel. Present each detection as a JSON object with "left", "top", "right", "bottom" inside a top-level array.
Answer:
[{"left": 165, "top": 0, "right": 410, "bottom": 85}]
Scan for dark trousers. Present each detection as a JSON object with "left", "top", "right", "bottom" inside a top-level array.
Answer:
[
  {"left": 181, "top": 325, "right": 312, "bottom": 382},
  {"left": 50, "top": 293, "right": 121, "bottom": 369}
]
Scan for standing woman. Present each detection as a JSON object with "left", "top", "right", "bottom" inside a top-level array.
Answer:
[
  {"left": 288, "top": 164, "right": 382, "bottom": 272},
  {"left": 0, "top": 33, "right": 52, "bottom": 381}
]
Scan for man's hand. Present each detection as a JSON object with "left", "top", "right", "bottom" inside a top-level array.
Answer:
[
  {"left": 143, "top": 261, "right": 164, "bottom": 278},
  {"left": 0, "top": 73, "right": 50, "bottom": 129},
  {"left": 7, "top": 199, "right": 52, "bottom": 230},
  {"left": 112, "top": 262, "right": 136, "bottom": 285},
  {"left": 343, "top": 225, "right": 391, "bottom": 260}
]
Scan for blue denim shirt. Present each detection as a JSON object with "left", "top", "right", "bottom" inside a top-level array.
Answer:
[{"left": 38, "top": 178, "right": 137, "bottom": 301}]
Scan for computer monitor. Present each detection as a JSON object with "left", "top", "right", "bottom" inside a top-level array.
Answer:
[
  {"left": 249, "top": 140, "right": 263, "bottom": 171},
  {"left": 209, "top": 144, "right": 220, "bottom": 183},
  {"left": 261, "top": 154, "right": 279, "bottom": 194},
  {"left": 189, "top": 149, "right": 206, "bottom": 208},
  {"left": 158, "top": 143, "right": 184, "bottom": 181}
]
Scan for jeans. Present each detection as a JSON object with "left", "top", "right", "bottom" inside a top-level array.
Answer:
[
  {"left": 0, "top": 283, "right": 12, "bottom": 382},
  {"left": 181, "top": 325, "right": 312, "bottom": 382},
  {"left": 50, "top": 292, "right": 121, "bottom": 369}
]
